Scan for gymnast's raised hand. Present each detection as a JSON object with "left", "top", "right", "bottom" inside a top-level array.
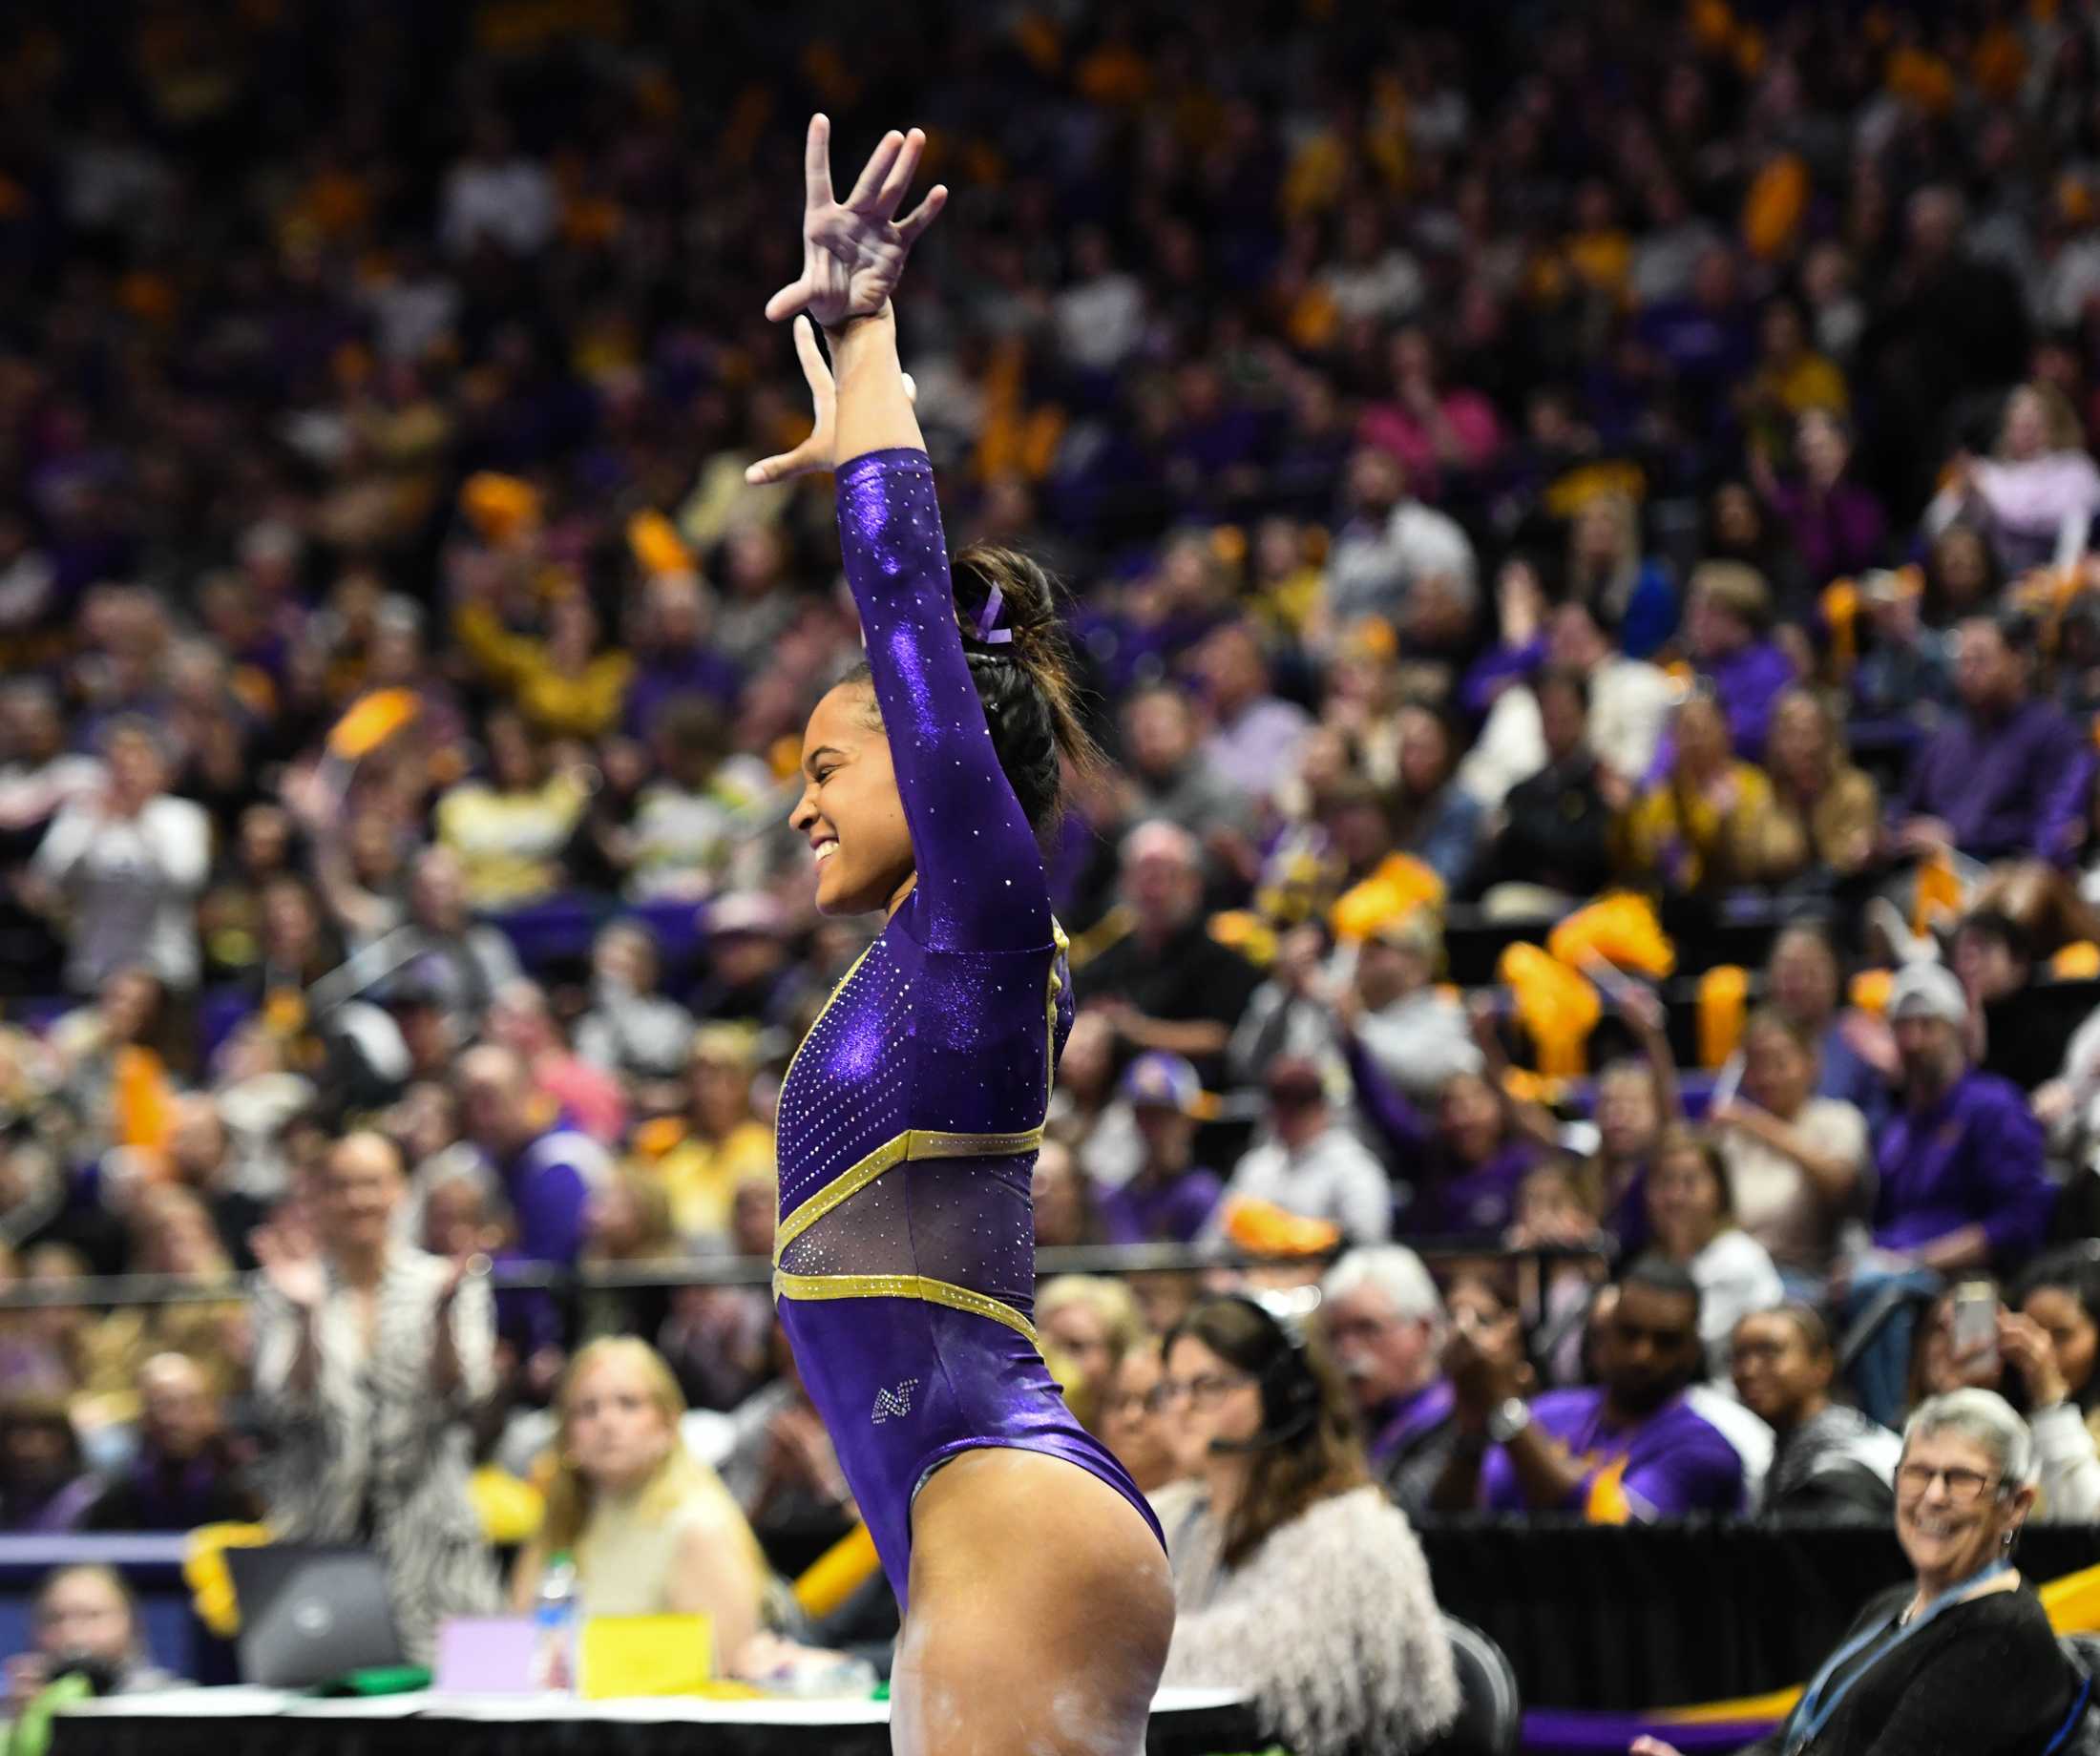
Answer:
[{"left": 762, "top": 115, "right": 948, "bottom": 331}]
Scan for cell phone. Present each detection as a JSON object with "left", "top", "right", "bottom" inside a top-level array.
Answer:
[{"left": 1951, "top": 1282, "right": 1999, "bottom": 1372}]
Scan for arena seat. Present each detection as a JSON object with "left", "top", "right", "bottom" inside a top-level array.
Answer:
[{"left": 1423, "top": 1614, "right": 1522, "bottom": 1756}]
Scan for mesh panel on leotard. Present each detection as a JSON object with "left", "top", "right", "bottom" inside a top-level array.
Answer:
[{"left": 774, "top": 1153, "right": 1037, "bottom": 1317}]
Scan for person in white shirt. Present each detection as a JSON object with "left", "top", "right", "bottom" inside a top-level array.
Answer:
[
  {"left": 1709, "top": 1008, "right": 1869, "bottom": 1288},
  {"left": 1212, "top": 1056, "right": 1392, "bottom": 1244},
  {"left": 28, "top": 720, "right": 209, "bottom": 994},
  {"left": 1323, "top": 449, "right": 1475, "bottom": 635},
  {"left": 439, "top": 116, "right": 556, "bottom": 259},
  {"left": 1053, "top": 227, "right": 1147, "bottom": 375},
  {"left": 1193, "top": 623, "right": 1312, "bottom": 805},
  {"left": 1645, "top": 1124, "right": 1785, "bottom": 1384},
  {"left": 1460, "top": 596, "right": 1674, "bottom": 810}
]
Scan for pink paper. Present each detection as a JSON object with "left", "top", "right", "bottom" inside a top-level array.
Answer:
[{"left": 434, "top": 1617, "right": 540, "bottom": 1693}]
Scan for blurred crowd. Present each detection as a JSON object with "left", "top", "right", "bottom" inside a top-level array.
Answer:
[{"left": 9, "top": 0, "right": 2100, "bottom": 1720}]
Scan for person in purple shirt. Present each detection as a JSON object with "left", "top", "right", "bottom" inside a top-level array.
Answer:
[
  {"left": 1191, "top": 622, "right": 1311, "bottom": 805},
  {"left": 1871, "top": 962, "right": 2055, "bottom": 1266},
  {"left": 1321, "top": 1245, "right": 1458, "bottom": 1521},
  {"left": 1892, "top": 616, "right": 2091, "bottom": 867},
  {"left": 1755, "top": 408, "right": 1888, "bottom": 589},
  {"left": 620, "top": 572, "right": 743, "bottom": 742},
  {"left": 1092, "top": 1053, "right": 1224, "bottom": 1245},
  {"left": 1685, "top": 560, "right": 1796, "bottom": 761},
  {"left": 454, "top": 1043, "right": 608, "bottom": 1265},
  {"left": 1436, "top": 1258, "right": 1754, "bottom": 1520},
  {"left": 1343, "top": 1030, "right": 1541, "bottom": 1236},
  {"left": 1840, "top": 961, "right": 2058, "bottom": 1426},
  {"left": 0, "top": 1399, "right": 100, "bottom": 1533}
]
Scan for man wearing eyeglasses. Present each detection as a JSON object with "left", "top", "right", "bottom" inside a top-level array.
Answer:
[{"left": 1435, "top": 1258, "right": 1759, "bottom": 1520}]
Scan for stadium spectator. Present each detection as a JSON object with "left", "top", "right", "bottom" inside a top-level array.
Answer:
[
  {"left": 4, "top": 1565, "right": 177, "bottom": 1725},
  {"left": 1213, "top": 1055, "right": 1391, "bottom": 1244},
  {"left": 1117, "top": 685, "right": 1256, "bottom": 848},
  {"left": 1474, "top": 667, "right": 1619, "bottom": 912},
  {"left": 1635, "top": 1391, "right": 2075, "bottom": 1756},
  {"left": 0, "top": 1400, "right": 97, "bottom": 1533},
  {"left": 1952, "top": 909, "right": 2065, "bottom": 1095},
  {"left": 1762, "top": 689, "right": 1880, "bottom": 891},
  {"left": 1843, "top": 962, "right": 2057, "bottom": 1428},
  {"left": 1323, "top": 447, "right": 1475, "bottom": 637},
  {"left": 1152, "top": 1294, "right": 1459, "bottom": 1756},
  {"left": 1100, "top": 1342, "right": 1177, "bottom": 1497},
  {"left": 1709, "top": 1009, "right": 1870, "bottom": 1288},
  {"left": 687, "top": 893, "right": 803, "bottom": 1032},
  {"left": 1615, "top": 692, "right": 1805, "bottom": 898},
  {"left": 1889, "top": 617, "right": 2090, "bottom": 868},
  {"left": 1998, "top": 1248, "right": 2100, "bottom": 1524},
  {"left": 483, "top": 978, "right": 626, "bottom": 1147},
  {"left": 1192, "top": 623, "right": 1312, "bottom": 805},
  {"left": 1927, "top": 383, "right": 2100, "bottom": 576},
  {"left": 249, "top": 1130, "right": 498, "bottom": 1662},
  {"left": 1642, "top": 1127, "right": 1784, "bottom": 1381},
  {"left": 454, "top": 1043, "right": 609, "bottom": 1267},
  {"left": 27, "top": 720, "right": 209, "bottom": 996},
  {"left": 573, "top": 921, "right": 696, "bottom": 1088},
  {"left": 431, "top": 709, "right": 590, "bottom": 910},
  {"left": 1348, "top": 1046, "right": 1543, "bottom": 1238},
  {"left": 1037, "top": 1276, "right": 1147, "bottom": 1435},
  {"left": 372, "top": 847, "right": 523, "bottom": 1038},
  {"left": 1754, "top": 409, "right": 1888, "bottom": 590},
  {"left": 512, "top": 1339, "right": 768, "bottom": 1668},
  {"left": 641, "top": 1024, "right": 775, "bottom": 1246},
  {"left": 1438, "top": 1259, "right": 1759, "bottom": 1520},
  {"left": 1871, "top": 964, "right": 2056, "bottom": 1273},
  {"left": 1763, "top": 922, "right": 1894, "bottom": 1123},
  {"left": 1731, "top": 1306, "right": 1898, "bottom": 1523},
  {"left": 1683, "top": 563, "right": 1796, "bottom": 762},
  {"left": 1319, "top": 1246, "right": 1456, "bottom": 1522},
  {"left": 1079, "top": 822, "right": 1263, "bottom": 1079},
  {"left": 1090, "top": 1054, "right": 1224, "bottom": 1247},
  {"left": 82, "top": 1352, "right": 258, "bottom": 1532}
]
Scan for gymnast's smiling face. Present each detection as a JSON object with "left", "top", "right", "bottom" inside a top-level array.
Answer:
[{"left": 792, "top": 680, "right": 915, "bottom": 917}]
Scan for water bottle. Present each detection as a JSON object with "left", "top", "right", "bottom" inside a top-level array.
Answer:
[{"left": 531, "top": 1551, "right": 581, "bottom": 1693}]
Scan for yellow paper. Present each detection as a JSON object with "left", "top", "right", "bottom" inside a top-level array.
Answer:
[{"left": 579, "top": 1614, "right": 713, "bottom": 1699}]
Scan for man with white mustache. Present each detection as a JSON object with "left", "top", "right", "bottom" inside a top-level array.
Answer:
[{"left": 1320, "top": 1246, "right": 1457, "bottom": 1522}]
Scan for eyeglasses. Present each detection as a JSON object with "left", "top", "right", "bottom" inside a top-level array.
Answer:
[
  {"left": 1895, "top": 1463, "right": 2004, "bottom": 1504},
  {"left": 1146, "top": 1371, "right": 1254, "bottom": 1412}
]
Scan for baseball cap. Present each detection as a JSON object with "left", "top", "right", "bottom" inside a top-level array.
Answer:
[
  {"left": 1119, "top": 1052, "right": 1204, "bottom": 1116},
  {"left": 1886, "top": 961, "right": 1968, "bottom": 1027},
  {"left": 707, "top": 892, "right": 786, "bottom": 938}
]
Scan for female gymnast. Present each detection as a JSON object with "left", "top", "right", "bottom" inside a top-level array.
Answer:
[{"left": 746, "top": 116, "right": 1174, "bottom": 1754}]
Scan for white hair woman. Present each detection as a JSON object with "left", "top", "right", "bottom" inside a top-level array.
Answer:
[{"left": 1633, "top": 1389, "right": 2078, "bottom": 1756}]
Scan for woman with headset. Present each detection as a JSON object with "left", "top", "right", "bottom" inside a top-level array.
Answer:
[{"left": 1151, "top": 1293, "right": 1460, "bottom": 1755}]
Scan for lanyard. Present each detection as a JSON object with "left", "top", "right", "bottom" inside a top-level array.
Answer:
[{"left": 1785, "top": 1559, "right": 2011, "bottom": 1754}]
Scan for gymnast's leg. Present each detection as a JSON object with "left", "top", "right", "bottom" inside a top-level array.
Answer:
[{"left": 890, "top": 1448, "right": 1174, "bottom": 1756}]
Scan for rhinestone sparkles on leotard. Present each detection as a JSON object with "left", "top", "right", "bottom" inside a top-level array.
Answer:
[{"left": 771, "top": 449, "right": 1162, "bottom": 1608}]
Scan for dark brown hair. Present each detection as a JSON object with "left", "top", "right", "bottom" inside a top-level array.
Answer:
[
  {"left": 847, "top": 544, "right": 1103, "bottom": 835},
  {"left": 1165, "top": 1295, "right": 1369, "bottom": 1568}
]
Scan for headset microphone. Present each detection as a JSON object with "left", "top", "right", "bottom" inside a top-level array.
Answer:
[{"left": 1205, "top": 1288, "right": 1322, "bottom": 1453}]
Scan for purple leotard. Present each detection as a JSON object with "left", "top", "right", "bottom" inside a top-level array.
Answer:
[{"left": 773, "top": 448, "right": 1164, "bottom": 1609}]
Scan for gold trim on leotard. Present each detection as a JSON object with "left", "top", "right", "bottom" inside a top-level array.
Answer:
[
  {"left": 772, "top": 1125, "right": 1045, "bottom": 1261},
  {"left": 771, "top": 1268, "right": 1042, "bottom": 1348}
]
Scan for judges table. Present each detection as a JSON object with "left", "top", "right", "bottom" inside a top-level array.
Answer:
[{"left": 48, "top": 1685, "right": 1258, "bottom": 1756}]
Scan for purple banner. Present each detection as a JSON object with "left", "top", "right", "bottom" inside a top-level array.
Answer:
[{"left": 1521, "top": 1708, "right": 1780, "bottom": 1754}]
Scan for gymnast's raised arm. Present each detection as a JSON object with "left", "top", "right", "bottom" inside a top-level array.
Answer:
[{"left": 758, "top": 117, "right": 1057, "bottom": 954}]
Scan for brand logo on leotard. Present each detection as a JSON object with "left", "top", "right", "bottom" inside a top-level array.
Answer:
[{"left": 871, "top": 1378, "right": 920, "bottom": 1423}]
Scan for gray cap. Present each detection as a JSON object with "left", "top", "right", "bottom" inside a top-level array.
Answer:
[{"left": 1887, "top": 961, "right": 1968, "bottom": 1027}]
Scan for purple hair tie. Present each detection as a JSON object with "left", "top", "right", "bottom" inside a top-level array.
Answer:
[{"left": 974, "top": 583, "right": 1014, "bottom": 645}]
